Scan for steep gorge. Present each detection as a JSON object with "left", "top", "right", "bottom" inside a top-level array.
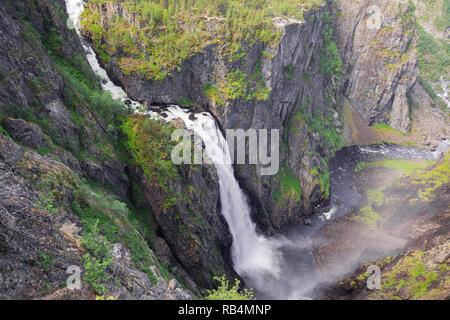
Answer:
[{"left": 0, "top": 0, "right": 448, "bottom": 300}]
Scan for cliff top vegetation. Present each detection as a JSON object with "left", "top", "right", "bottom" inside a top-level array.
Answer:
[{"left": 81, "top": 0, "right": 324, "bottom": 81}]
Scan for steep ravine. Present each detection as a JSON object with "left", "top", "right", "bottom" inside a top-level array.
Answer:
[
  {"left": 80, "top": 0, "right": 340, "bottom": 231},
  {"left": 78, "top": 0, "right": 449, "bottom": 298},
  {"left": 80, "top": 0, "right": 427, "bottom": 233},
  {"left": 0, "top": 0, "right": 448, "bottom": 300}
]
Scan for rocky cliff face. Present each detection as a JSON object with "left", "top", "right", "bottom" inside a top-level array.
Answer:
[
  {"left": 317, "top": 152, "right": 449, "bottom": 300},
  {"left": 0, "top": 0, "right": 193, "bottom": 299},
  {"left": 81, "top": 0, "right": 423, "bottom": 231},
  {"left": 82, "top": 2, "right": 342, "bottom": 230},
  {"left": 0, "top": 0, "right": 129, "bottom": 199},
  {"left": 335, "top": 0, "right": 419, "bottom": 133},
  {"left": 124, "top": 116, "right": 238, "bottom": 288},
  {"left": 0, "top": 132, "right": 191, "bottom": 300}
]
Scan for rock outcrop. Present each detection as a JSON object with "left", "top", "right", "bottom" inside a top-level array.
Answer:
[
  {"left": 0, "top": 0, "right": 129, "bottom": 200},
  {"left": 128, "top": 144, "right": 238, "bottom": 289},
  {"left": 3, "top": 118, "right": 47, "bottom": 148},
  {"left": 335, "top": 0, "right": 419, "bottom": 133}
]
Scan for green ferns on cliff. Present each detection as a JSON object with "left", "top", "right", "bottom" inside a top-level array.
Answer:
[{"left": 81, "top": 0, "right": 324, "bottom": 81}]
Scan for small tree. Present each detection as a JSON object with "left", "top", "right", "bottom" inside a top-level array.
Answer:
[{"left": 204, "top": 275, "right": 255, "bottom": 300}]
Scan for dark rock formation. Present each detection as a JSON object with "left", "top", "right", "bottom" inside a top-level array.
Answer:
[
  {"left": 3, "top": 118, "right": 47, "bottom": 148},
  {"left": 129, "top": 154, "right": 237, "bottom": 289},
  {"left": 0, "top": 0, "right": 192, "bottom": 299}
]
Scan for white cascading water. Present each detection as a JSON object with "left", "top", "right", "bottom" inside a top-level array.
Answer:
[
  {"left": 66, "top": 0, "right": 146, "bottom": 113},
  {"left": 65, "top": 0, "right": 282, "bottom": 286},
  {"left": 163, "top": 107, "right": 282, "bottom": 280}
]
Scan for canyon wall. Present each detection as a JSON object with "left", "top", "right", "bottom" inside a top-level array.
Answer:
[
  {"left": 82, "top": 2, "right": 340, "bottom": 230},
  {"left": 0, "top": 0, "right": 431, "bottom": 298},
  {"left": 335, "top": 0, "right": 419, "bottom": 133},
  {"left": 82, "top": 0, "right": 421, "bottom": 232}
]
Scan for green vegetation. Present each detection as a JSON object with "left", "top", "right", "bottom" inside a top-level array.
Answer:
[
  {"left": 177, "top": 97, "right": 196, "bottom": 107},
  {"left": 204, "top": 275, "right": 254, "bottom": 300},
  {"left": 363, "top": 158, "right": 434, "bottom": 176},
  {"left": 351, "top": 157, "right": 436, "bottom": 229},
  {"left": 203, "top": 83, "right": 225, "bottom": 106},
  {"left": 367, "top": 189, "right": 384, "bottom": 206},
  {"left": 417, "top": 22, "right": 449, "bottom": 83},
  {"left": 81, "top": 253, "right": 113, "bottom": 295},
  {"left": 37, "top": 250, "right": 56, "bottom": 271},
  {"left": 310, "top": 166, "right": 330, "bottom": 198},
  {"left": 319, "top": 25, "right": 342, "bottom": 84},
  {"left": 57, "top": 57, "right": 128, "bottom": 126},
  {"left": 0, "top": 125, "right": 11, "bottom": 138},
  {"left": 274, "top": 168, "right": 302, "bottom": 207},
  {"left": 34, "top": 174, "right": 69, "bottom": 214},
  {"left": 354, "top": 161, "right": 368, "bottom": 173},
  {"left": 296, "top": 101, "right": 343, "bottom": 155},
  {"left": 217, "top": 62, "right": 271, "bottom": 102},
  {"left": 71, "top": 181, "right": 162, "bottom": 290},
  {"left": 411, "top": 152, "right": 449, "bottom": 201},
  {"left": 418, "top": 77, "right": 447, "bottom": 109},
  {"left": 373, "top": 123, "right": 406, "bottom": 136},
  {"left": 374, "top": 250, "right": 443, "bottom": 300},
  {"left": 82, "top": 0, "right": 324, "bottom": 81},
  {"left": 352, "top": 205, "right": 382, "bottom": 229},
  {"left": 121, "top": 114, "right": 178, "bottom": 208}
]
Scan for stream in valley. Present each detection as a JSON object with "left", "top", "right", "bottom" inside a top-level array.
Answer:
[{"left": 65, "top": 0, "right": 448, "bottom": 300}]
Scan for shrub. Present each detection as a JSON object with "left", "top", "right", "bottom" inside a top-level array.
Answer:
[
  {"left": 319, "top": 26, "right": 342, "bottom": 83},
  {"left": 81, "top": 253, "right": 113, "bottom": 295},
  {"left": 204, "top": 275, "right": 254, "bottom": 300},
  {"left": 71, "top": 181, "right": 159, "bottom": 287},
  {"left": 37, "top": 250, "right": 56, "bottom": 271}
]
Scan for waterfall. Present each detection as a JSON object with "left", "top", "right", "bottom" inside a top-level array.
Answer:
[
  {"left": 65, "top": 0, "right": 281, "bottom": 286},
  {"left": 65, "top": 0, "right": 145, "bottom": 113},
  {"left": 163, "top": 107, "right": 282, "bottom": 280}
]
